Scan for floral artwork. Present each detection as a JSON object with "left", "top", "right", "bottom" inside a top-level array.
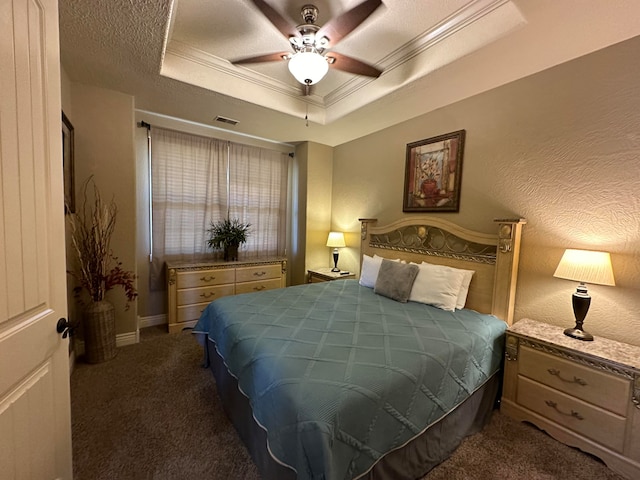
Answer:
[{"left": 403, "top": 130, "right": 465, "bottom": 212}]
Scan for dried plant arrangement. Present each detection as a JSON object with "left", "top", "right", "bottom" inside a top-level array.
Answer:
[{"left": 68, "top": 177, "right": 137, "bottom": 307}]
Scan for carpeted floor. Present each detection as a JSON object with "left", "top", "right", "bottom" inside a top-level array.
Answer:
[{"left": 70, "top": 326, "right": 625, "bottom": 480}]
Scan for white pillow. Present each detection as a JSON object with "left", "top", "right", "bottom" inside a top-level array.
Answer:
[
  {"left": 409, "top": 262, "right": 465, "bottom": 311},
  {"left": 359, "top": 254, "right": 383, "bottom": 288},
  {"left": 453, "top": 268, "right": 475, "bottom": 309},
  {"left": 359, "top": 254, "right": 402, "bottom": 288},
  {"left": 420, "top": 262, "right": 475, "bottom": 310}
]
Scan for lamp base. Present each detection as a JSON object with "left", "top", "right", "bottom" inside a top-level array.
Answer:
[
  {"left": 331, "top": 249, "right": 339, "bottom": 272},
  {"left": 563, "top": 327, "right": 594, "bottom": 341}
]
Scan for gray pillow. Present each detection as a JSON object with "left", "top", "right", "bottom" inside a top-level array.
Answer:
[{"left": 374, "top": 259, "right": 419, "bottom": 303}]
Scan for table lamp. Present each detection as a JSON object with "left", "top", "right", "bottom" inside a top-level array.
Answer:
[
  {"left": 553, "top": 248, "right": 615, "bottom": 341},
  {"left": 326, "top": 232, "right": 346, "bottom": 272}
]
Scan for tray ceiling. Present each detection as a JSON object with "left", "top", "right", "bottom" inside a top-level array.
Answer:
[{"left": 59, "top": 0, "right": 640, "bottom": 146}]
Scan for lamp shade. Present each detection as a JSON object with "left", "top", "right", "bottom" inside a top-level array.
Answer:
[
  {"left": 553, "top": 249, "right": 615, "bottom": 286},
  {"left": 288, "top": 51, "right": 329, "bottom": 85},
  {"left": 326, "top": 231, "right": 346, "bottom": 248}
]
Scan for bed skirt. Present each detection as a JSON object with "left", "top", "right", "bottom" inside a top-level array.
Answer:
[{"left": 205, "top": 338, "right": 500, "bottom": 480}]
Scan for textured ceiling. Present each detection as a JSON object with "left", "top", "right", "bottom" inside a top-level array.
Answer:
[{"left": 59, "top": 0, "right": 640, "bottom": 147}]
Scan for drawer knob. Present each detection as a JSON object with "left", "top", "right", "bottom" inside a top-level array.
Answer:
[
  {"left": 200, "top": 292, "right": 216, "bottom": 298},
  {"left": 253, "top": 285, "right": 266, "bottom": 291},
  {"left": 200, "top": 276, "right": 216, "bottom": 282},
  {"left": 544, "top": 400, "right": 584, "bottom": 420},
  {"left": 253, "top": 271, "right": 266, "bottom": 277},
  {"left": 547, "top": 368, "right": 587, "bottom": 386}
]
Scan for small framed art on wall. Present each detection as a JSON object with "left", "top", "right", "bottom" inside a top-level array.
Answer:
[{"left": 403, "top": 130, "right": 465, "bottom": 213}]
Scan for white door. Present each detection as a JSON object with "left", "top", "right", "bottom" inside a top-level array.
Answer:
[{"left": 0, "top": 0, "right": 73, "bottom": 478}]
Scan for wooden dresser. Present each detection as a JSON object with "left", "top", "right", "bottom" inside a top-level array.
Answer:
[
  {"left": 501, "top": 318, "right": 640, "bottom": 479},
  {"left": 166, "top": 258, "right": 287, "bottom": 334}
]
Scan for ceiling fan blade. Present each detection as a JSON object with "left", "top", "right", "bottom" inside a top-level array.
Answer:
[
  {"left": 326, "top": 52, "right": 382, "bottom": 78},
  {"left": 233, "top": 52, "right": 291, "bottom": 65},
  {"left": 250, "top": 0, "right": 301, "bottom": 39},
  {"left": 317, "top": 0, "right": 382, "bottom": 46}
]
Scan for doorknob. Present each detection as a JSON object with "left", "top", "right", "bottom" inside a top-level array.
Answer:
[{"left": 56, "top": 318, "right": 74, "bottom": 339}]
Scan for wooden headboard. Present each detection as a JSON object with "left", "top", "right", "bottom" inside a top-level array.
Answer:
[{"left": 359, "top": 216, "right": 526, "bottom": 325}]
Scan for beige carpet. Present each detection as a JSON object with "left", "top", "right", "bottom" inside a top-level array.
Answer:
[{"left": 70, "top": 326, "right": 625, "bottom": 480}]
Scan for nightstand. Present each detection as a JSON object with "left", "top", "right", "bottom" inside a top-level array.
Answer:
[
  {"left": 501, "top": 318, "right": 640, "bottom": 479},
  {"left": 307, "top": 267, "right": 356, "bottom": 283}
]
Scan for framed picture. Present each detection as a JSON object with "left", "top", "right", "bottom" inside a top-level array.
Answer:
[
  {"left": 403, "top": 129, "right": 465, "bottom": 213},
  {"left": 62, "top": 111, "right": 75, "bottom": 213}
]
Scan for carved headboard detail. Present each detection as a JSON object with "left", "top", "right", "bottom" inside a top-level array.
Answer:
[{"left": 359, "top": 216, "right": 526, "bottom": 325}]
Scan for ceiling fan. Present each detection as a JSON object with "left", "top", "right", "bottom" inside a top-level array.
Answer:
[{"left": 233, "top": 0, "right": 384, "bottom": 92}]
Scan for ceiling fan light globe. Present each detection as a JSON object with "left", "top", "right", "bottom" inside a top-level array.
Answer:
[{"left": 288, "top": 51, "right": 329, "bottom": 85}]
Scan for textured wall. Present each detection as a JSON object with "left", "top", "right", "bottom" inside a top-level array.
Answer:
[{"left": 332, "top": 36, "right": 640, "bottom": 346}]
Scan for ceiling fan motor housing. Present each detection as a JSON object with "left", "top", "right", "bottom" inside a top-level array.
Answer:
[{"left": 301, "top": 5, "right": 318, "bottom": 24}]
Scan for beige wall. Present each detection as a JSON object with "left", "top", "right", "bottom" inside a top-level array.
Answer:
[
  {"left": 70, "top": 83, "right": 138, "bottom": 335},
  {"left": 332, "top": 36, "right": 640, "bottom": 346},
  {"left": 304, "top": 142, "right": 334, "bottom": 274}
]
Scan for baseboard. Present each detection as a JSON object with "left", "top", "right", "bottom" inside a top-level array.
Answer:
[
  {"left": 117, "top": 331, "right": 138, "bottom": 347},
  {"left": 138, "top": 314, "right": 167, "bottom": 329},
  {"left": 74, "top": 330, "right": 140, "bottom": 356}
]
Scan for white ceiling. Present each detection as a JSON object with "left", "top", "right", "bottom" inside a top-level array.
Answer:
[{"left": 59, "top": 0, "right": 640, "bottom": 147}]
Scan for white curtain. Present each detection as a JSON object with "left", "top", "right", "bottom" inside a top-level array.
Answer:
[
  {"left": 150, "top": 127, "right": 289, "bottom": 289},
  {"left": 228, "top": 142, "right": 289, "bottom": 258}
]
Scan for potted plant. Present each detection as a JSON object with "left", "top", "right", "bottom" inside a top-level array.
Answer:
[
  {"left": 207, "top": 217, "right": 251, "bottom": 261},
  {"left": 68, "top": 177, "right": 137, "bottom": 363}
]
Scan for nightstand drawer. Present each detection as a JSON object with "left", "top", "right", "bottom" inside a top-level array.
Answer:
[
  {"left": 177, "top": 268, "right": 235, "bottom": 288},
  {"left": 519, "top": 346, "right": 630, "bottom": 416},
  {"left": 177, "top": 284, "right": 235, "bottom": 306},
  {"left": 236, "top": 264, "right": 282, "bottom": 283},
  {"left": 517, "top": 376, "right": 626, "bottom": 453},
  {"left": 235, "top": 278, "right": 282, "bottom": 295}
]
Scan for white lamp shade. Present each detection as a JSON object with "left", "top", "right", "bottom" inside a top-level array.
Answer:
[
  {"left": 288, "top": 51, "right": 329, "bottom": 85},
  {"left": 553, "top": 249, "right": 615, "bottom": 286},
  {"left": 326, "top": 231, "right": 346, "bottom": 248}
]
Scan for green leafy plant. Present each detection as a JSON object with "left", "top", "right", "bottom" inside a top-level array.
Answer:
[
  {"left": 206, "top": 217, "right": 251, "bottom": 251},
  {"left": 68, "top": 177, "right": 137, "bottom": 308}
]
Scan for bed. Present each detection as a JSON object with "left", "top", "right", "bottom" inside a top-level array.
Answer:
[{"left": 193, "top": 216, "right": 526, "bottom": 480}]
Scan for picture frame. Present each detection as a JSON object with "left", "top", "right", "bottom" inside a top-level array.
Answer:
[
  {"left": 403, "top": 129, "right": 466, "bottom": 213},
  {"left": 62, "top": 111, "right": 75, "bottom": 213}
]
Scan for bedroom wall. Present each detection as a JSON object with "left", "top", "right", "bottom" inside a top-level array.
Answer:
[
  {"left": 304, "top": 142, "right": 334, "bottom": 275},
  {"left": 330, "top": 36, "right": 640, "bottom": 346},
  {"left": 70, "top": 83, "right": 138, "bottom": 338}
]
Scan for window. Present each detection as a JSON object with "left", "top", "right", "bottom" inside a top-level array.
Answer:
[{"left": 150, "top": 128, "right": 289, "bottom": 288}]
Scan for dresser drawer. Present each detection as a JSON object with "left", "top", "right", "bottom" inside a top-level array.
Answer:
[
  {"left": 177, "top": 268, "right": 235, "bottom": 289},
  {"left": 235, "top": 278, "right": 282, "bottom": 295},
  {"left": 177, "top": 284, "right": 235, "bottom": 306},
  {"left": 517, "top": 376, "right": 626, "bottom": 452},
  {"left": 519, "top": 346, "right": 630, "bottom": 416},
  {"left": 236, "top": 264, "right": 281, "bottom": 284},
  {"left": 177, "top": 302, "right": 210, "bottom": 323}
]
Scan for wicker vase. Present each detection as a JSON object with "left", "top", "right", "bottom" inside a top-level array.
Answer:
[{"left": 83, "top": 300, "right": 117, "bottom": 363}]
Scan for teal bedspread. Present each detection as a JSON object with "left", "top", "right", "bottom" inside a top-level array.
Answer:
[{"left": 193, "top": 280, "right": 506, "bottom": 480}]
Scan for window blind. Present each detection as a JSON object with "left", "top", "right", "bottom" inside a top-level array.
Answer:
[{"left": 149, "top": 127, "right": 289, "bottom": 289}]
